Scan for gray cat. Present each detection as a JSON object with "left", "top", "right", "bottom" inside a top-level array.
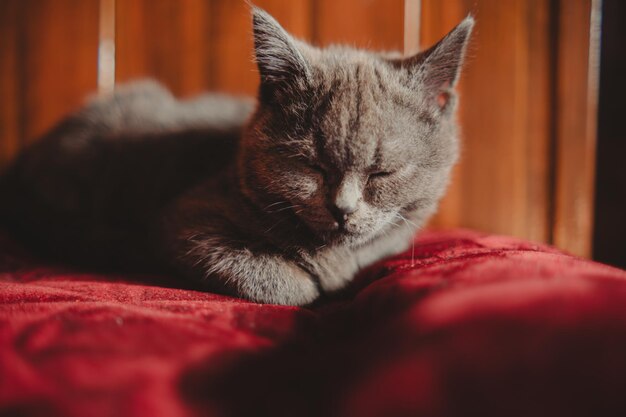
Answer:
[{"left": 0, "top": 8, "right": 473, "bottom": 305}]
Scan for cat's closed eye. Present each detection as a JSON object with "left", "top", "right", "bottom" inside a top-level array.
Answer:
[
  {"left": 368, "top": 171, "right": 395, "bottom": 181},
  {"left": 309, "top": 163, "right": 325, "bottom": 173},
  {"left": 306, "top": 163, "right": 328, "bottom": 180}
]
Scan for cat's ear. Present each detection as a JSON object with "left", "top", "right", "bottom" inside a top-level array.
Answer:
[
  {"left": 251, "top": 7, "right": 310, "bottom": 91},
  {"left": 394, "top": 16, "right": 474, "bottom": 109}
]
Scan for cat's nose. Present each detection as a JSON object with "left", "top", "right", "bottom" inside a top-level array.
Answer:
[
  {"left": 334, "top": 200, "right": 358, "bottom": 216},
  {"left": 329, "top": 203, "right": 356, "bottom": 228},
  {"left": 331, "top": 173, "right": 361, "bottom": 224}
]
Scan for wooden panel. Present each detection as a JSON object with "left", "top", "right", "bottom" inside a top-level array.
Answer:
[
  {"left": 421, "top": 0, "right": 553, "bottom": 244},
  {"left": 0, "top": 1, "right": 20, "bottom": 170},
  {"left": 552, "top": 0, "right": 601, "bottom": 257},
  {"left": 209, "top": 0, "right": 312, "bottom": 95},
  {"left": 116, "top": 0, "right": 311, "bottom": 97},
  {"left": 19, "top": 0, "right": 100, "bottom": 143},
  {"left": 0, "top": 0, "right": 99, "bottom": 158},
  {"left": 98, "top": 0, "right": 116, "bottom": 94},
  {"left": 404, "top": 0, "right": 422, "bottom": 55},
  {"left": 115, "top": 0, "right": 213, "bottom": 97},
  {"left": 313, "top": 0, "right": 405, "bottom": 50}
]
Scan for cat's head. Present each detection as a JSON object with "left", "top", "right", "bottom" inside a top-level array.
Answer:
[{"left": 238, "top": 7, "right": 473, "bottom": 246}]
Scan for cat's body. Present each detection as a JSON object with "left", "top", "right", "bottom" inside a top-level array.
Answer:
[
  {"left": 0, "top": 9, "right": 473, "bottom": 305},
  {"left": 0, "top": 82, "right": 254, "bottom": 271}
]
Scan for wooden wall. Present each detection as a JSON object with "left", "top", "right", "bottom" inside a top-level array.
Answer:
[
  {"left": 0, "top": 0, "right": 599, "bottom": 257},
  {"left": 420, "top": 0, "right": 600, "bottom": 257},
  {"left": 0, "top": 0, "right": 100, "bottom": 166}
]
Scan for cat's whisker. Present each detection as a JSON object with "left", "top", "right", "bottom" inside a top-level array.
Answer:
[
  {"left": 265, "top": 218, "right": 288, "bottom": 234},
  {"left": 269, "top": 204, "right": 301, "bottom": 214},
  {"left": 264, "top": 200, "right": 290, "bottom": 210},
  {"left": 394, "top": 213, "right": 416, "bottom": 266},
  {"left": 388, "top": 218, "right": 402, "bottom": 228},
  {"left": 191, "top": 255, "right": 206, "bottom": 268},
  {"left": 396, "top": 213, "right": 420, "bottom": 229}
]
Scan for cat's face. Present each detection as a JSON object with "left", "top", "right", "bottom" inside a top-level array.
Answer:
[{"left": 239, "top": 8, "right": 473, "bottom": 246}]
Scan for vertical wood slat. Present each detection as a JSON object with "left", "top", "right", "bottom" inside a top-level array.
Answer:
[
  {"left": 16, "top": 0, "right": 100, "bottom": 144},
  {"left": 115, "top": 0, "right": 213, "bottom": 97},
  {"left": 98, "top": 0, "right": 116, "bottom": 94},
  {"left": 209, "top": 0, "right": 312, "bottom": 95},
  {"left": 552, "top": 0, "right": 601, "bottom": 257},
  {"left": 404, "top": 0, "right": 422, "bottom": 55},
  {"left": 420, "top": 0, "right": 553, "bottom": 244},
  {"left": 313, "top": 0, "right": 405, "bottom": 50},
  {"left": 0, "top": 1, "right": 20, "bottom": 170},
  {"left": 115, "top": 0, "right": 311, "bottom": 97},
  {"left": 0, "top": 0, "right": 99, "bottom": 169}
]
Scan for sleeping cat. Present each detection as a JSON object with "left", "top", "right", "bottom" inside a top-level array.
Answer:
[{"left": 0, "top": 8, "right": 473, "bottom": 305}]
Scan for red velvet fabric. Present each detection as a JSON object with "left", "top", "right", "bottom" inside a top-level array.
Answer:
[{"left": 1, "top": 229, "right": 625, "bottom": 417}]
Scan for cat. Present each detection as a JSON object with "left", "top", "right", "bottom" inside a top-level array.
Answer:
[{"left": 0, "top": 8, "right": 473, "bottom": 306}]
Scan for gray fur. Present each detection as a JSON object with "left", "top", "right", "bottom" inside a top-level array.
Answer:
[{"left": 0, "top": 8, "right": 473, "bottom": 305}]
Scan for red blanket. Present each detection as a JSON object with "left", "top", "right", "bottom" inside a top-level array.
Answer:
[{"left": 1, "top": 229, "right": 625, "bottom": 417}]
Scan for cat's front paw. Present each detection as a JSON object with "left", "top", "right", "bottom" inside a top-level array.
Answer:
[
  {"left": 316, "top": 262, "right": 358, "bottom": 292},
  {"left": 299, "top": 248, "right": 359, "bottom": 293},
  {"left": 238, "top": 264, "right": 320, "bottom": 306}
]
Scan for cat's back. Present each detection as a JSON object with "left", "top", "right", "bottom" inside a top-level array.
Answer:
[
  {"left": 0, "top": 80, "right": 255, "bottom": 269},
  {"left": 79, "top": 80, "right": 254, "bottom": 136}
]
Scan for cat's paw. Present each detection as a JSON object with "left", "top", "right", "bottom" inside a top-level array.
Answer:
[
  {"left": 316, "top": 260, "right": 359, "bottom": 292},
  {"left": 299, "top": 248, "right": 360, "bottom": 293},
  {"left": 239, "top": 264, "right": 320, "bottom": 306},
  {"left": 318, "top": 272, "right": 354, "bottom": 293}
]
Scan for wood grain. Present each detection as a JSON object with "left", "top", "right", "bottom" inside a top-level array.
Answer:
[
  {"left": 552, "top": 0, "right": 601, "bottom": 257},
  {"left": 0, "top": 0, "right": 99, "bottom": 164},
  {"left": 115, "top": 0, "right": 311, "bottom": 97},
  {"left": 421, "top": 0, "right": 553, "bottom": 244},
  {"left": 98, "top": 0, "right": 116, "bottom": 94},
  {"left": 0, "top": 0, "right": 20, "bottom": 170},
  {"left": 17, "top": 0, "right": 100, "bottom": 144},
  {"left": 208, "top": 0, "right": 312, "bottom": 95},
  {"left": 404, "top": 0, "right": 422, "bottom": 55},
  {"left": 115, "top": 0, "right": 213, "bottom": 97},
  {"left": 313, "top": 0, "right": 405, "bottom": 51}
]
